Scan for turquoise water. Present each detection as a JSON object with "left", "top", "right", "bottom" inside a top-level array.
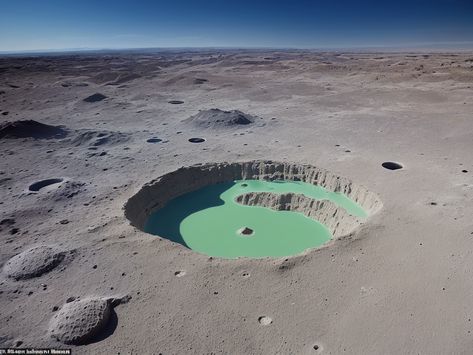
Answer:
[{"left": 144, "top": 179, "right": 366, "bottom": 258}]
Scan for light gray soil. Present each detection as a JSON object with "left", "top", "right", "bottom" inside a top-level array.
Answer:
[{"left": 1, "top": 50, "right": 473, "bottom": 354}]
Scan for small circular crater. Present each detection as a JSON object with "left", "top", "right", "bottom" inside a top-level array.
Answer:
[
  {"left": 258, "top": 316, "right": 272, "bottom": 325},
  {"left": 313, "top": 344, "right": 322, "bottom": 351},
  {"left": 29, "top": 178, "right": 64, "bottom": 192},
  {"left": 168, "top": 100, "right": 184, "bottom": 105},
  {"left": 238, "top": 227, "right": 254, "bottom": 236},
  {"left": 146, "top": 138, "right": 162, "bottom": 143},
  {"left": 381, "top": 162, "right": 403, "bottom": 170},
  {"left": 188, "top": 137, "right": 206, "bottom": 143}
]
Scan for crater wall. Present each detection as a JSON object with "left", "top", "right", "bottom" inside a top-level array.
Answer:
[{"left": 124, "top": 161, "right": 382, "bottom": 240}]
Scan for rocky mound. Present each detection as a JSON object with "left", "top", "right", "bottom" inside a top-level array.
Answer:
[
  {"left": 184, "top": 109, "right": 257, "bottom": 129},
  {"left": 49, "top": 298, "right": 111, "bottom": 345},
  {"left": 50, "top": 180, "right": 85, "bottom": 201},
  {"left": 2, "top": 245, "right": 66, "bottom": 280},
  {"left": 71, "top": 130, "right": 129, "bottom": 147},
  {"left": 0, "top": 120, "right": 68, "bottom": 139}
]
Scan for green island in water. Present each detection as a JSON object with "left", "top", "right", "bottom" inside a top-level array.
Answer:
[{"left": 144, "top": 179, "right": 367, "bottom": 258}]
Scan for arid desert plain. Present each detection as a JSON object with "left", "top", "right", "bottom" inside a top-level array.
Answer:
[{"left": 1, "top": 50, "right": 473, "bottom": 354}]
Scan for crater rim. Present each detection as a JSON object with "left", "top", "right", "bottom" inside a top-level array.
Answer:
[{"left": 124, "top": 160, "right": 383, "bottom": 258}]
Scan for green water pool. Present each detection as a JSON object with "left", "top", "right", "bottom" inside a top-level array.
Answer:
[{"left": 144, "top": 179, "right": 367, "bottom": 258}]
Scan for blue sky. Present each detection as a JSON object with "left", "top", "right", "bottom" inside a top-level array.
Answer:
[{"left": 0, "top": 0, "right": 472, "bottom": 52}]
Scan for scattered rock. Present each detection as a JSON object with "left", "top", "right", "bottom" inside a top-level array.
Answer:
[
  {"left": 238, "top": 227, "right": 254, "bottom": 236},
  {"left": 258, "top": 316, "right": 272, "bottom": 326}
]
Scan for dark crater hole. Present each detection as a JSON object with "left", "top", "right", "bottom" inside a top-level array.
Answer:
[
  {"left": 382, "top": 162, "right": 403, "bottom": 170},
  {"left": 188, "top": 138, "right": 206, "bottom": 143},
  {"left": 29, "top": 178, "right": 64, "bottom": 192},
  {"left": 147, "top": 138, "right": 162, "bottom": 143}
]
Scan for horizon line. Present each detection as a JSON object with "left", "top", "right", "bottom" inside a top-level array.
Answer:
[{"left": 1, "top": 42, "right": 473, "bottom": 56}]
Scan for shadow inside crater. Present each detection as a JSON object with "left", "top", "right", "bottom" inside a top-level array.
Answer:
[{"left": 29, "top": 178, "right": 64, "bottom": 192}]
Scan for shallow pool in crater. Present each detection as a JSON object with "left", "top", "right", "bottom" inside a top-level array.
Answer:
[{"left": 144, "top": 179, "right": 367, "bottom": 258}]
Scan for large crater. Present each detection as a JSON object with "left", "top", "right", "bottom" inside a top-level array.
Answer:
[{"left": 124, "top": 161, "right": 382, "bottom": 258}]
